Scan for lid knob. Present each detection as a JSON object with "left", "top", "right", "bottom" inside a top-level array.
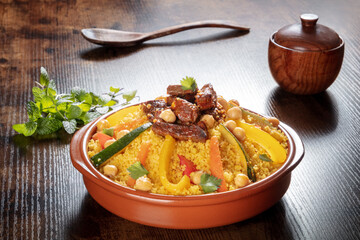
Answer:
[{"left": 300, "top": 13, "right": 318, "bottom": 28}]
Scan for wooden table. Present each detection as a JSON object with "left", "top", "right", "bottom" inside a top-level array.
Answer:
[{"left": 1, "top": 0, "right": 359, "bottom": 239}]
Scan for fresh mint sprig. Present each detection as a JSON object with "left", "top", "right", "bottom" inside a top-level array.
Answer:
[{"left": 13, "top": 67, "right": 137, "bottom": 137}]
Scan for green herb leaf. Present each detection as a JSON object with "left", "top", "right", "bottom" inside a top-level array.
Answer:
[
  {"left": 96, "top": 106, "right": 109, "bottom": 114},
  {"left": 41, "top": 96, "right": 54, "bottom": 110},
  {"left": 110, "top": 86, "right": 120, "bottom": 94},
  {"left": 102, "top": 128, "right": 114, "bottom": 137},
  {"left": 36, "top": 118, "right": 62, "bottom": 135},
  {"left": 127, "top": 161, "right": 149, "bottom": 180},
  {"left": 13, "top": 121, "right": 38, "bottom": 136},
  {"left": 199, "top": 173, "right": 222, "bottom": 193},
  {"left": 40, "top": 67, "right": 50, "bottom": 87},
  {"left": 123, "top": 90, "right": 137, "bottom": 102},
  {"left": 26, "top": 101, "right": 41, "bottom": 121},
  {"left": 259, "top": 154, "right": 272, "bottom": 162},
  {"left": 12, "top": 67, "right": 137, "bottom": 137},
  {"left": 48, "top": 79, "right": 57, "bottom": 92},
  {"left": 98, "top": 94, "right": 112, "bottom": 106},
  {"left": 32, "top": 87, "right": 45, "bottom": 102},
  {"left": 180, "top": 76, "right": 197, "bottom": 91},
  {"left": 66, "top": 105, "right": 82, "bottom": 119},
  {"left": 62, "top": 119, "right": 77, "bottom": 134},
  {"left": 81, "top": 111, "right": 101, "bottom": 124}
]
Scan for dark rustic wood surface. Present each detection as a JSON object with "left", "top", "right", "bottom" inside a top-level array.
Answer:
[{"left": 1, "top": 0, "right": 359, "bottom": 239}]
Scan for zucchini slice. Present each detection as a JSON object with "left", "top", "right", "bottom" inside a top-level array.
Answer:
[
  {"left": 219, "top": 124, "right": 256, "bottom": 182},
  {"left": 91, "top": 122, "right": 152, "bottom": 167}
]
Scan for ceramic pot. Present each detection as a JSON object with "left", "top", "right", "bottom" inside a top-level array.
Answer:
[
  {"left": 70, "top": 105, "right": 304, "bottom": 229},
  {"left": 268, "top": 14, "right": 344, "bottom": 95}
]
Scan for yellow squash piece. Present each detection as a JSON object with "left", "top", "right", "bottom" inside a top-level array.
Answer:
[
  {"left": 159, "top": 135, "right": 190, "bottom": 194},
  {"left": 219, "top": 124, "right": 247, "bottom": 171},
  {"left": 236, "top": 121, "right": 287, "bottom": 163},
  {"left": 106, "top": 105, "right": 141, "bottom": 127}
]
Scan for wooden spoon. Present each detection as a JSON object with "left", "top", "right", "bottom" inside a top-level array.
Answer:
[{"left": 81, "top": 20, "right": 250, "bottom": 47}]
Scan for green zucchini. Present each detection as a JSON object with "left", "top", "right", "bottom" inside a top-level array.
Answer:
[
  {"left": 219, "top": 124, "right": 256, "bottom": 182},
  {"left": 241, "top": 108, "right": 274, "bottom": 129},
  {"left": 91, "top": 122, "right": 152, "bottom": 167}
]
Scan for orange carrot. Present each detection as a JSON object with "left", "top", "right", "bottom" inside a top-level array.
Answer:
[
  {"left": 92, "top": 132, "right": 114, "bottom": 149},
  {"left": 137, "top": 141, "right": 152, "bottom": 167},
  {"left": 126, "top": 176, "right": 136, "bottom": 188},
  {"left": 209, "top": 136, "right": 227, "bottom": 192}
]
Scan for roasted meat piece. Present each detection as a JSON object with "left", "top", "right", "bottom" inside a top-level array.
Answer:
[
  {"left": 171, "top": 98, "right": 198, "bottom": 123},
  {"left": 167, "top": 85, "right": 197, "bottom": 102},
  {"left": 141, "top": 100, "right": 167, "bottom": 122},
  {"left": 195, "top": 83, "right": 217, "bottom": 110},
  {"left": 202, "top": 102, "right": 226, "bottom": 121},
  {"left": 152, "top": 121, "right": 207, "bottom": 142}
]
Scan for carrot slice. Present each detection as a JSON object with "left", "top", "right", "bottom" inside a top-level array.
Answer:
[
  {"left": 209, "top": 136, "right": 227, "bottom": 192},
  {"left": 92, "top": 132, "right": 114, "bottom": 149},
  {"left": 137, "top": 141, "right": 152, "bottom": 166},
  {"left": 126, "top": 176, "right": 136, "bottom": 188}
]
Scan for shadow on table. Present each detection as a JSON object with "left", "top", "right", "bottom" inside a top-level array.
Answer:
[
  {"left": 266, "top": 87, "right": 338, "bottom": 136},
  {"left": 67, "top": 194, "right": 292, "bottom": 239},
  {"left": 80, "top": 30, "right": 249, "bottom": 61},
  {"left": 11, "top": 129, "right": 73, "bottom": 155}
]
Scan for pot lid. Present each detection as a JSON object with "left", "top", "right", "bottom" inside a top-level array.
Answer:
[{"left": 274, "top": 14, "right": 341, "bottom": 51}]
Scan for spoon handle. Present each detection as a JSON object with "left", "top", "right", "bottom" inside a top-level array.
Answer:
[{"left": 143, "top": 20, "right": 250, "bottom": 41}]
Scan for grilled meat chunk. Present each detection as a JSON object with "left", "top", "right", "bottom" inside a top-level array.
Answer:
[
  {"left": 167, "top": 85, "right": 197, "bottom": 102},
  {"left": 152, "top": 121, "right": 207, "bottom": 142},
  {"left": 202, "top": 102, "right": 226, "bottom": 121},
  {"left": 171, "top": 98, "right": 198, "bottom": 123},
  {"left": 141, "top": 100, "right": 167, "bottom": 122},
  {"left": 195, "top": 83, "right": 217, "bottom": 110}
]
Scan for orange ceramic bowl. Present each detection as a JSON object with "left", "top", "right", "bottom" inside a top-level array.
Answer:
[{"left": 70, "top": 105, "right": 304, "bottom": 229}]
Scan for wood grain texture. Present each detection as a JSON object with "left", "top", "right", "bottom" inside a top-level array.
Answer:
[{"left": 0, "top": 0, "right": 359, "bottom": 239}]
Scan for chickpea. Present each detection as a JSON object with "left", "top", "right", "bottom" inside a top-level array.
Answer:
[
  {"left": 190, "top": 171, "right": 204, "bottom": 185},
  {"left": 227, "top": 107, "right": 242, "bottom": 120},
  {"left": 233, "top": 127, "right": 246, "bottom": 141},
  {"left": 103, "top": 165, "right": 118, "bottom": 178},
  {"left": 104, "top": 139, "right": 116, "bottom": 148},
  {"left": 134, "top": 176, "right": 153, "bottom": 191},
  {"left": 224, "top": 171, "right": 234, "bottom": 183},
  {"left": 96, "top": 119, "right": 110, "bottom": 132},
  {"left": 200, "top": 114, "right": 215, "bottom": 129},
  {"left": 224, "top": 120, "right": 237, "bottom": 132},
  {"left": 268, "top": 117, "right": 280, "bottom": 127},
  {"left": 115, "top": 129, "right": 130, "bottom": 140},
  {"left": 159, "top": 109, "right": 176, "bottom": 123},
  {"left": 228, "top": 99, "right": 239, "bottom": 107},
  {"left": 234, "top": 173, "right": 250, "bottom": 188},
  {"left": 217, "top": 96, "right": 229, "bottom": 111}
]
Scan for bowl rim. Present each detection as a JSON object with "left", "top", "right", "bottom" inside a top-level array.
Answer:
[
  {"left": 269, "top": 31, "right": 344, "bottom": 53},
  {"left": 72, "top": 103, "right": 304, "bottom": 205}
]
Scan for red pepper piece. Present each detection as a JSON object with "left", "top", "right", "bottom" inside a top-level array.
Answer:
[{"left": 178, "top": 155, "right": 197, "bottom": 177}]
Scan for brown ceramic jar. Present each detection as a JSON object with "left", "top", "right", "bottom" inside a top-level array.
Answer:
[{"left": 268, "top": 14, "right": 344, "bottom": 95}]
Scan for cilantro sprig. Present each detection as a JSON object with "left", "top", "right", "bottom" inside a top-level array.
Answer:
[
  {"left": 180, "top": 76, "right": 197, "bottom": 91},
  {"left": 199, "top": 173, "right": 222, "bottom": 193},
  {"left": 127, "top": 162, "right": 149, "bottom": 180},
  {"left": 13, "top": 67, "right": 138, "bottom": 137}
]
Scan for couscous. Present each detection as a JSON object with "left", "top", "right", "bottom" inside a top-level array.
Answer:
[{"left": 88, "top": 79, "right": 288, "bottom": 195}]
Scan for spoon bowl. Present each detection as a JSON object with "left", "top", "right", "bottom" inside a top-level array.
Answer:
[{"left": 81, "top": 20, "right": 250, "bottom": 47}]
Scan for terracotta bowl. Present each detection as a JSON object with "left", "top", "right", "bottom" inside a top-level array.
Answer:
[
  {"left": 70, "top": 105, "right": 304, "bottom": 229},
  {"left": 268, "top": 33, "right": 344, "bottom": 95}
]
